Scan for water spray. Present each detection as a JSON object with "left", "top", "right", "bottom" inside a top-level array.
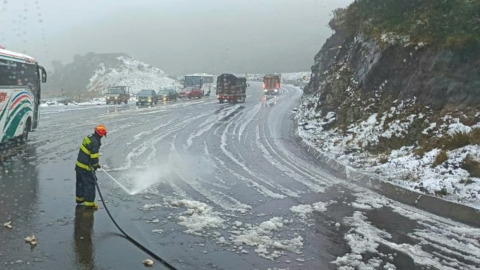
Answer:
[{"left": 100, "top": 168, "right": 133, "bottom": 195}]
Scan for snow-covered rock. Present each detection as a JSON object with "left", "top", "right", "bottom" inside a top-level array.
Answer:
[
  {"left": 296, "top": 7, "right": 480, "bottom": 209},
  {"left": 44, "top": 52, "right": 181, "bottom": 98},
  {"left": 88, "top": 56, "right": 179, "bottom": 94}
]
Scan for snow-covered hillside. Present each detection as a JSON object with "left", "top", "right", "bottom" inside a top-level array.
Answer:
[
  {"left": 295, "top": 5, "right": 480, "bottom": 209},
  {"left": 88, "top": 56, "right": 179, "bottom": 94},
  {"left": 297, "top": 101, "right": 480, "bottom": 209}
]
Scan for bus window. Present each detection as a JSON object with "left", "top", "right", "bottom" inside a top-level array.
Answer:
[
  {"left": 203, "top": 77, "right": 213, "bottom": 84},
  {"left": 0, "top": 59, "right": 41, "bottom": 94},
  {"left": 0, "top": 59, "right": 17, "bottom": 86}
]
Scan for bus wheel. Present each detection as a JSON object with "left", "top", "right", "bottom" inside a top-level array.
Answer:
[{"left": 19, "top": 119, "right": 31, "bottom": 144}]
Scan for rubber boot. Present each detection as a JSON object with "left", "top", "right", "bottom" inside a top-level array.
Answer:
[
  {"left": 84, "top": 201, "right": 98, "bottom": 210},
  {"left": 76, "top": 197, "right": 84, "bottom": 204}
]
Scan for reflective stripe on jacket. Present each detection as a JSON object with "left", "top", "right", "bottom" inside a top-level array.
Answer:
[{"left": 75, "top": 134, "right": 101, "bottom": 172}]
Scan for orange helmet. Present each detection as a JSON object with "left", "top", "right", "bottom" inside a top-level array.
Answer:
[{"left": 94, "top": 125, "right": 107, "bottom": 137}]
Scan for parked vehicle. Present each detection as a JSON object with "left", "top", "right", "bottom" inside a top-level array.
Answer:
[
  {"left": 136, "top": 89, "right": 158, "bottom": 105},
  {"left": 56, "top": 97, "right": 70, "bottom": 105},
  {"left": 106, "top": 86, "right": 130, "bottom": 104},
  {"left": 157, "top": 89, "right": 178, "bottom": 101},
  {"left": 263, "top": 74, "right": 281, "bottom": 95},
  {"left": 179, "top": 86, "right": 203, "bottom": 99},
  {"left": 0, "top": 47, "right": 47, "bottom": 143},
  {"left": 184, "top": 73, "right": 214, "bottom": 96},
  {"left": 216, "top": 73, "right": 247, "bottom": 103}
]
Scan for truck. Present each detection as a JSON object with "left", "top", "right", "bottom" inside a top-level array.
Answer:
[
  {"left": 216, "top": 73, "right": 247, "bottom": 104},
  {"left": 263, "top": 74, "right": 281, "bottom": 95},
  {"left": 106, "top": 86, "right": 130, "bottom": 105}
]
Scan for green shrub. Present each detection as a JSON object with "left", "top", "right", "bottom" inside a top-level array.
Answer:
[{"left": 435, "top": 187, "right": 448, "bottom": 196}]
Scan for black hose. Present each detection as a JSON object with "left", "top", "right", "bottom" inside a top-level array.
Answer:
[{"left": 91, "top": 170, "right": 179, "bottom": 270}]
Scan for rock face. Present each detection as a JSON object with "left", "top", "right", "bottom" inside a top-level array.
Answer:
[
  {"left": 297, "top": 1, "right": 480, "bottom": 208},
  {"left": 301, "top": 27, "right": 480, "bottom": 152}
]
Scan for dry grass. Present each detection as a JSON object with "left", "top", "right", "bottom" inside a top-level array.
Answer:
[
  {"left": 459, "top": 115, "right": 478, "bottom": 127},
  {"left": 401, "top": 171, "right": 419, "bottom": 182},
  {"left": 432, "top": 150, "right": 448, "bottom": 168},
  {"left": 357, "top": 141, "right": 363, "bottom": 148},
  {"left": 417, "top": 128, "right": 480, "bottom": 155},
  {"left": 379, "top": 155, "right": 389, "bottom": 164},
  {"left": 418, "top": 137, "right": 440, "bottom": 153},
  {"left": 441, "top": 131, "right": 471, "bottom": 150},
  {"left": 461, "top": 155, "right": 480, "bottom": 178},
  {"left": 459, "top": 178, "right": 476, "bottom": 185},
  {"left": 469, "top": 128, "right": 480, "bottom": 145},
  {"left": 413, "top": 147, "right": 427, "bottom": 157}
]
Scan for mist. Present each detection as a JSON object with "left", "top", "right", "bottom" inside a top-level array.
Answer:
[{"left": 0, "top": 0, "right": 353, "bottom": 75}]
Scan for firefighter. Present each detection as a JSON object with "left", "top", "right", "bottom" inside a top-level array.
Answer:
[{"left": 75, "top": 125, "right": 107, "bottom": 210}]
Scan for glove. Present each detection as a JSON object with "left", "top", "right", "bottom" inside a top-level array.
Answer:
[{"left": 97, "top": 164, "right": 101, "bottom": 169}]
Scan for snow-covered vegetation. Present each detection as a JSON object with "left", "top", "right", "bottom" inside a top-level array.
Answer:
[{"left": 297, "top": 105, "right": 480, "bottom": 209}]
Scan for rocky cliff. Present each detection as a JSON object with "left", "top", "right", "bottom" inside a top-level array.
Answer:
[{"left": 297, "top": 0, "right": 480, "bottom": 207}]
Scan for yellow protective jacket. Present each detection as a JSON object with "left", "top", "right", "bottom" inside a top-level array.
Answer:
[{"left": 75, "top": 133, "right": 101, "bottom": 172}]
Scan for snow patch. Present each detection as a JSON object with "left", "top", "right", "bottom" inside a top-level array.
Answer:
[
  {"left": 172, "top": 199, "right": 225, "bottom": 235},
  {"left": 230, "top": 217, "right": 303, "bottom": 260}
]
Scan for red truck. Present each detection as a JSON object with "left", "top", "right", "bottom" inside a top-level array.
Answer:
[
  {"left": 179, "top": 86, "right": 203, "bottom": 99},
  {"left": 263, "top": 74, "right": 281, "bottom": 95}
]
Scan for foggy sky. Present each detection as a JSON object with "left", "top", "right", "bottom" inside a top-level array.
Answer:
[{"left": 0, "top": 0, "right": 353, "bottom": 76}]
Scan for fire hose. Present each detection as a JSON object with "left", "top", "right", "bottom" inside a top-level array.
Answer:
[{"left": 90, "top": 168, "right": 178, "bottom": 270}]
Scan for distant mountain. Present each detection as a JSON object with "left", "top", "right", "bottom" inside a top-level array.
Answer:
[{"left": 44, "top": 52, "right": 178, "bottom": 99}]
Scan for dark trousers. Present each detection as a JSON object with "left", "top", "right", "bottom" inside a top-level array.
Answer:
[{"left": 76, "top": 171, "right": 96, "bottom": 202}]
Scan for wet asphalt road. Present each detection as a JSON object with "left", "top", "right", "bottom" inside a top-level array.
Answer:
[{"left": 1, "top": 83, "right": 480, "bottom": 270}]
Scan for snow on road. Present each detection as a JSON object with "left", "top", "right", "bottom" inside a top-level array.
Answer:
[{"left": 11, "top": 83, "right": 479, "bottom": 270}]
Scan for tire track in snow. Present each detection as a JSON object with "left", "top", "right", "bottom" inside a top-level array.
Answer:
[
  {"left": 212, "top": 156, "right": 285, "bottom": 199},
  {"left": 33, "top": 112, "right": 172, "bottom": 162},
  {"left": 219, "top": 115, "right": 300, "bottom": 198},
  {"left": 235, "top": 103, "right": 262, "bottom": 142},
  {"left": 185, "top": 114, "right": 219, "bottom": 150},
  {"left": 254, "top": 125, "right": 326, "bottom": 194},
  {"left": 119, "top": 112, "right": 210, "bottom": 170},
  {"left": 166, "top": 146, "right": 252, "bottom": 213}
]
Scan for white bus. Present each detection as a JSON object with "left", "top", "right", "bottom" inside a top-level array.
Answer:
[
  {"left": 184, "top": 73, "right": 214, "bottom": 95},
  {"left": 0, "top": 47, "right": 47, "bottom": 143}
]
